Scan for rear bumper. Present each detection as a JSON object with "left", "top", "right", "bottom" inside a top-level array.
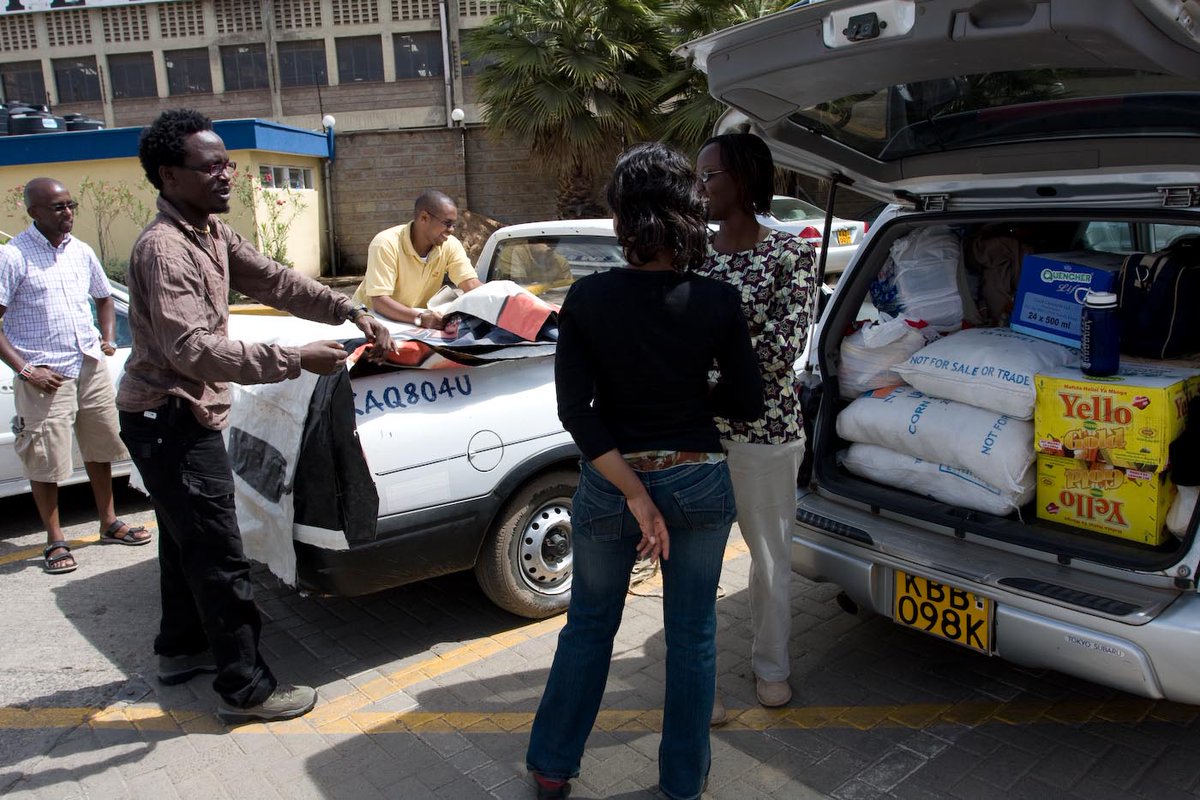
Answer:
[{"left": 791, "top": 523, "right": 1200, "bottom": 705}]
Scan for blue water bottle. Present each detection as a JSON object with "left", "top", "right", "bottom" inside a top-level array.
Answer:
[{"left": 1080, "top": 290, "right": 1120, "bottom": 377}]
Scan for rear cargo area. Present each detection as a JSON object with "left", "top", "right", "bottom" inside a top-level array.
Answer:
[{"left": 812, "top": 209, "right": 1200, "bottom": 572}]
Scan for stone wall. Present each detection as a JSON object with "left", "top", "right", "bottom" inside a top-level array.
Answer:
[
  {"left": 111, "top": 90, "right": 273, "bottom": 128},
  {"left": 329, "top": 125, "right": 557, "bottom": 273}
]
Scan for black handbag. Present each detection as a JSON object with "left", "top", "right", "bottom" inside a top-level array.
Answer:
[{"left": 1118, "top": 237, "right": 1200, "bottom": 359}]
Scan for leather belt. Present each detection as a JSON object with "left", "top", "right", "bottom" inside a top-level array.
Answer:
[{"left": 624, "top": 451, "right": 713, "bottom": 472}]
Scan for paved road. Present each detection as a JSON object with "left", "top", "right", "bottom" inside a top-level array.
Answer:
[{"left": 2, "top": 481, "right": 1200, "bottom": 799}]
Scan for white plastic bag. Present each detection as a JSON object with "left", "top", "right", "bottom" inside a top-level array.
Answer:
[
  {"left": 871, "top": 227, "right": 967, "bottom": 330},
  {"left": 1167, "top": 484, "right": 1198, "bottom": 538},
  {"left": 892, "top": 327, "right": 1075, "bottom": 420},
  {"left": 836, "top": 385, "right": 1035, "bottom": 493},
  {"left": 842, "top": 442, "right": 1034, "bottom": 516},
  {"left": 838, "top": 314, "right": 933, "bottom": 399}
]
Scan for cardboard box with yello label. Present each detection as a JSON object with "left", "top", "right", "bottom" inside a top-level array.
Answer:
[
  {"left": 1036, "top": 454, "right": 1173, "bottom": 545},
  {"left": 1034, "top": 364, "right": 1200, "bottom": 472}
]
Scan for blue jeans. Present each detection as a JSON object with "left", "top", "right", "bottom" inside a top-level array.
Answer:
[{"left": 527, "top": 459, "right": 735, "bottom": 800}]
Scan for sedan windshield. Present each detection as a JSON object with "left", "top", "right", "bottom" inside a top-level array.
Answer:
[{"left": 791, "top": 68, "right": 1200, "bottom": 161}]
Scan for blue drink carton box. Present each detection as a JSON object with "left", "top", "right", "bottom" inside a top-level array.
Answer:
[{"left": 1010, "top": 251, "right": 1126, "bottom": 347}]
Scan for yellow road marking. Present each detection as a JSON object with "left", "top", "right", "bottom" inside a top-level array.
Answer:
[
  {"left": 307, "top": 536, "right": 751, "bottom": 725},
  {"left": 0, "top": 535, "right": 781, "bottom": 734},
  {"left": 0, "top": 535, "right": 99, "bottom": 567},
  {"left": 0, "top": 699, "right": 1190, "bottom": 734},
  {"left": 2, "top": 532, "right": 1193, "bottom": 738},
  {"left": 0, "top": 522, "right": 159, "bottom": 567}
]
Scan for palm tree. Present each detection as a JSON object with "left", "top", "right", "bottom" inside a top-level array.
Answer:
[
  {"left": 656, "top": 0, "right": 791, "bottom": 154},
  {"left": 465, "top": 0, "right": 672, "bottom": 218}
]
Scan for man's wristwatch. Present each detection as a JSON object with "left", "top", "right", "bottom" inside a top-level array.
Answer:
[
  {"left": 344, "top": 304, "right": 370, "bottom": 323},
  {"left": 414, "top": 311, "right": 426, "bottom": 328}
]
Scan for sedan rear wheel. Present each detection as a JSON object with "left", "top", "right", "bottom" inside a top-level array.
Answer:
[{"left": 474, "top": 469, "right": 577, "bottom": 618}]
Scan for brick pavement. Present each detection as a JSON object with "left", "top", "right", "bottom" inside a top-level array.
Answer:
[{"left": 2, "top": 499, "right": 1200, "bottom": 800}]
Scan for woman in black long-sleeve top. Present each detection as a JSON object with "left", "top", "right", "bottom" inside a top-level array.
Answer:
[{"left": 526, "top": 142, "right": 763, "bottom": 800}]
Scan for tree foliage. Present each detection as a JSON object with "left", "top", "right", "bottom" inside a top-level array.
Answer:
[
  {"left": 654, "top": 0, "right": 790, "bottom": 153},
  {"left": 467, "top": 0, "right": 790, "bottom": 216},
  {"left": 465, "top": 0, "right": 672, "bottom": 217}
]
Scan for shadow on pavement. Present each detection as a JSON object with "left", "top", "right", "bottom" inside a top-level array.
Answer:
[
  {"left": 290, "top": 574, "right": 1200, "bottom": 800},
  {"left": 0, "top": 680, "right": 147, "bottom": 794},
  {"left": 17, "top": 530, "right": 1200, "bottom": 800}
]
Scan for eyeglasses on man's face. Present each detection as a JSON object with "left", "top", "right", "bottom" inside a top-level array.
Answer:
[
  {"left": 428, "top": 213, "right": 456, "bottom": 230},
  {"left": 697, "top": 169, "right": 727, "bottom": 184},
  {"left": 184, "top": 160, "right": 237, "bottom": 178},
  {"left": 45, "top": 201, "right": 79, "bottom": 213}
]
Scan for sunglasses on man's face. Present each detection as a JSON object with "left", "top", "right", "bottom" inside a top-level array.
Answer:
[{"left": 43, "top": 201, "right": 79, "bottom": 213}]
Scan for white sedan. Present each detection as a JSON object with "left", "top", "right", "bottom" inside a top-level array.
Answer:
[
  {"left": 238, "top": 220, "right": 625, "bottom": 619},
  {"left": 759, "top": 194, "right": 867, "bottom": 277}
]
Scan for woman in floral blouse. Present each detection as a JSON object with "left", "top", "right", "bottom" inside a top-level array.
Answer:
[{"left": 694, "top": 132, "right": 817, "bottom": 716}]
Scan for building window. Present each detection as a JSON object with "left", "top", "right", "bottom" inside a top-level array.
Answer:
[
  {"left": 1, "top": 60, "right": 45, "bottom": 105},
  {"left": 165, "top": 48, "right": 212, "bottom": 95},
  {"left": 53, "top": 57, "right": 101, "bottom": 103},
  {"left": 336, "top": 35, "right": 383, "bottom": 83},
  {"left": 393, "top": 32, "right": 442, "bottom": 79},
  {"left": 459, "top": 39, "right": 497, "bottom": 77},
  {"left": 260, "top": 165, "right": 314, "bottom": 190},
  {"left": 221, "top": 44, "right": 268, "bottom": 91},
  {"left": 277, "top": 39, "right": 327, "bottom": 87},
  {"left": 108, "top": 53, "right": 157, "bottom": 99}
]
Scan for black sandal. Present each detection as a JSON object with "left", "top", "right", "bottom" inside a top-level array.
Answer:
[
  {"left": 99, "top": 519, "right": 152, "bottom": 546},
  {"left": 43, "top": 542, "right": 77, "bottom": 574}
]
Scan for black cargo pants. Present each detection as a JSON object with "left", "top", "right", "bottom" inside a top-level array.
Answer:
[{"left": 119, "top": 397, "right": 276, "bottom": 709}]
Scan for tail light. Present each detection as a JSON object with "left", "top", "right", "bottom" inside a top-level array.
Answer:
[
  {"left": 797, "top": 226, "right": 823, "bottom": 242},
  {"left": 863, "top": 221, "right": 870, "bottom": 234}
]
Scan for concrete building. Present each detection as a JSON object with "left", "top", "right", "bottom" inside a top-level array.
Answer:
[
  {"left": 0, "top": 0, "right": 558, "bottom": 273},
  {"left": 0, "top": 118, "right": 329, "bottom": 277}
]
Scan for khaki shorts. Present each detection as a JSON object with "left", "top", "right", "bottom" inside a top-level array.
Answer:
[{"left": 13, "top": 356, "right": 129, "bottom": 483}]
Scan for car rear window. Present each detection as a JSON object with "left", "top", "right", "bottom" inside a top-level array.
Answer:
[
  {"left": 793, "top": 68, "right": 1200, "bottom": 161},
  {"left": 770, "top": 196, "right": 824, "bottom": 222},
  {"left": 490, "top": 235, "right": 625, "bottom": 306}
]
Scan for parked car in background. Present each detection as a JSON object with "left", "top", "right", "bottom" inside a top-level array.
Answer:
[
  {"left": 0, "top": 281, "right": 132, "bottom": 498},
  {"left": 684, "top": 0, "right": 1200, "bottom": 703},
  {"left": 759, "top": 194, "right": 867, "bottom": 277}
]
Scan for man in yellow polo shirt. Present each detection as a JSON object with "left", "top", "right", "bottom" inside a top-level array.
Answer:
[{"left": 352, "top": 190, "right": 483, "bottom": 330}]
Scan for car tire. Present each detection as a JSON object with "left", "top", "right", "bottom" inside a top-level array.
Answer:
[{"left": 474, "top": 469, "right": 577, "bottom": 619}]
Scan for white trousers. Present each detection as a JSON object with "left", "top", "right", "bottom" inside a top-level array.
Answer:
[{"left": 724, "top": 437, "right": 806, "bottom": 682}]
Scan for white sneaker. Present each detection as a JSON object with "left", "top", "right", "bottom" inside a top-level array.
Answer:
[
  {"left": 711, "top": 693, "right": 728, "bottom": 727},
  {"left": 755, "top": 677, "right": 792, "bottom": 708}
]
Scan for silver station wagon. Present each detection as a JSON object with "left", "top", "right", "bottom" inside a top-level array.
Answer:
[{"left": 685, "top": 0, "right": 1200, "bottom": 703}]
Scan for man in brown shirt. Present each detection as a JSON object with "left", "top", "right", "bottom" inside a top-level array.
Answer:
[{"left": 117, "top": 109, "right": 394, "bottom": 724}]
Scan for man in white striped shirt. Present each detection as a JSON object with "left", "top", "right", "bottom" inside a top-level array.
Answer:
[{"left": 0, "top": 177, "right": 152, "bottom": 575}]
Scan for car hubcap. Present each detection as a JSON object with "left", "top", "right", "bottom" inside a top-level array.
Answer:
[{"left": 518, "top": 500, "right": 572, "bottom": 595}]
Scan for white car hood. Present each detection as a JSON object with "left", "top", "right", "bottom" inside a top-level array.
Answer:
[{"left": 680, "top": 0, "right": 1200, "bottom": 206}]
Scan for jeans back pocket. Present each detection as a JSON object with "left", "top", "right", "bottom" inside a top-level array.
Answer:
[
  {"left": 670, "top": 464, "right": 735, "bottom": 531},
  {"left": 574, "top": 465, "right": 632, "bottom": 543}
]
